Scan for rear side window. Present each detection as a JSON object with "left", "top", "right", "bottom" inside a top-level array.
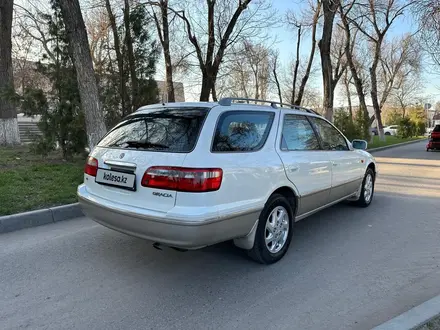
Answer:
[
  {"left": 281, "top": 114, "right": 320, "bottom": 151},
  {"left": 212, "top": 111, "right": 274, "bottom": 152},
  {"left": 97, "top": 108, "right": 209, "bottom": 152},
  {"left": 433, "top": 125, "right": 440, "bottom": 132},
  {"left": 309, "top": 117, "right": 349, "bottom": 151}
]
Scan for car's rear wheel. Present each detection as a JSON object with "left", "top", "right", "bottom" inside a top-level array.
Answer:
[
  {"left": 248, "top": 194, "right": 294, "bottom": 264},
  {"left": 354, "top": 168, "right": 375, "bottom": 207}
]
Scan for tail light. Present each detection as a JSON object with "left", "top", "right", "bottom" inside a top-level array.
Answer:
[
  {"left": 84, "top": 156, "right": 98, "bottom": 177},
  {"left": 141, "top": 166, "right": 223, "bottom": 192}
]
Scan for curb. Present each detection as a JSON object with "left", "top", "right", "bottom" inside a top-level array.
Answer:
[
  {"left": 367, "top": 138, "right": 428, "bottom": 153},
  {"left": 372, "top": 294, "right": 440, "bottom": 330},
  {"left": 0, "top": 203, "right": 83, "bottom": 234}
]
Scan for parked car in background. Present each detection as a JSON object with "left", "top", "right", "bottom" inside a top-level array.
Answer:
[
  {"left": 383, "top": 125, "right": 398, "bottom": 136},
  {"left": 427, "top": 125, "right": 440, "bottom": 151},
  {"left": 78, "top": 97, "right": 377, "bottom": 264},
  {"left": 370, "top": 127, "right": 378, "bottom": 136}
]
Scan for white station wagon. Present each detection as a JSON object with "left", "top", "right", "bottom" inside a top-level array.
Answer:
[{"left": 78, "top": 98, "right": 377, "bottom": 264}]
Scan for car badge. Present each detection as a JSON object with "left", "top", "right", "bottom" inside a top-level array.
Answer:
[{"left": 119, "top": 153, "right": 125, "bottom": 159}]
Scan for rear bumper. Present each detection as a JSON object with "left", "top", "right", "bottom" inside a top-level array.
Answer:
[
  {"left": 427, "top": 140, "right": 440, "bottom": 149},
  {"left": 77, "top": 184, "right": 260, "bottom": 249}
]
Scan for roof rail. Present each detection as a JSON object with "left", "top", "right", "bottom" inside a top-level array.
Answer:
[{"left": 218, "top": 97, "right": 320, "bottom": 115}]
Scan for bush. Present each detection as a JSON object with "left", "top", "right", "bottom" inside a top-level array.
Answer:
[
  {"left": 397, "top": 117, "right": 415, "bottom": 138},
  {"left": 414, "top": 121, "right": 426, "bottom": 136},
  {"left": 383, "top": 108, "right": 403, "bottom": 126},
  {"left": 334, "top": 109, "right": 361, "bottom": 141}
]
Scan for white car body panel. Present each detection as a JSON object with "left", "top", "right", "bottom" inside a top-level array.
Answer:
[
  {"left": 78, "top": 101, "right": 377, "bottom": 252},
  {"left": 86, "top": 147, "right": 187, "bottom": 213}
]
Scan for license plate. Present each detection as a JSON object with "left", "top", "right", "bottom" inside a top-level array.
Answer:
[{"left": 95, "top": 169, "right": 136, "bottom": 191}]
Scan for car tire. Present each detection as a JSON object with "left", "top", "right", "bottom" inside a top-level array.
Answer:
[
  {"left": 385, "top": 132, "right": 391, "bottom": 136},
  {"left": 354, "top": 168, "right": 375, "bottom": 208},
  {"left": 247, "top": 194, "right": 294, "bottom": 264}
]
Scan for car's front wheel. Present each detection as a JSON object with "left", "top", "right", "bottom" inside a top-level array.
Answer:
[
  {"left": 354, "top": 168, "right": 375, "bottom": 207},
  {"left": 248, "top": 194, "right": 294, "bottom": 264}
]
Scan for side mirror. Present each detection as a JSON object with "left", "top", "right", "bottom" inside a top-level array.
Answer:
[{"left": 352, "top": 139, "right": 368, "bottom": 150}]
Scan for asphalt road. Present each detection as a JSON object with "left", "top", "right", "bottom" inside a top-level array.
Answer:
[{"left": 1, "top": 140, "right": 440, "bottom": 330}]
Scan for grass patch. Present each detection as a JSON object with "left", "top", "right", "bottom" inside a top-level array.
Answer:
[
  {"left": 0, "top": 146, "right": 84, "bottom": 216},
  {"left": 416, "top": 314, "right": 440, "bottom": 330},
  {"left": 367, "top": 135, "right": 425, "bottom": 149}
]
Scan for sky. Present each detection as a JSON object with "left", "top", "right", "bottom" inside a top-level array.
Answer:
[
  {"left": 179, "top": 0, "right": 440, "bottom": 107},
  {"left": 14, "top": 0, "right": 440, "bottom": 109},
  {"left": 269, "top": 0, "right": 440, "bottom": 108}
]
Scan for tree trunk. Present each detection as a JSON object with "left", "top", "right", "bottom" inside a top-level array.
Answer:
[
  {"left": 211, "top": 79, "right": 218, "bottom": 102},
  {"left": 175, "top": 0, "right": 251, "bottom": 102},
  {"left": 322, "top": 81, "right": 334, "bottom": 120},
  {"left": 370, "top": 67, "right": 385, "bottom": 139},
  {"left": 240, "top": 67, "right": 249, "bottom": 99},
  {"left": 123, "top": 0, "right": 138, "bottom": 111},
  {"left": 272, "top": 61, "right": 282, "bottom": 104},
  {"left": 0, "top": 0, "right": 20, "bottom": 146},
  {"left": 161, "top": 1, "right": 175, "bottom": 103},
  {"left": 344, "top": 72, "right": 353, "bottom": 120},
  {"left": 369, "top": 39, "right": 385, "bottom": 140},
  {"left": 59, "top": 0, "right": 106, "bottom": 149},
  {"left": 254, "top": 70, "right": 259, "bottom": 100},
  {"left": 295, "top": 0, "right": 321, "bottom": 106},
  {"left": 291, "top": 26, "right": 301, "bottom": 105},
  {"left": 319, "top": 0, "right": 337, "bottom": 121},
  {"left": 153, "top": 0, "right": 175, "bottom": 103},
  {"left": 340, "top": 3, "right": 369, "bottom": 139},
  {"left": 200, "top": 70, "right": 213, "bottom": 101},
  {"left": 105, "top": 0, "right": 128, "bottom": 116}
]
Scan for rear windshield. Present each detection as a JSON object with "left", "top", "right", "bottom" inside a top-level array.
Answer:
[{"left": 97, "top": 108, "right": 209, "bottom": 152}]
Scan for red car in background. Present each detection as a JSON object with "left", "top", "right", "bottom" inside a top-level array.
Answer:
[{"left": 427, "top": 125, "right": 440, "bottom": 151}]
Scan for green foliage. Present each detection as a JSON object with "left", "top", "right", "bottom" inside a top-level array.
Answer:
[
  {"left": 100, "top": 4, "right": 160, "bottom": 126},
  {"left": 397, "top": 117, "right": 415, "bottom": 138},
  {"left": 407, "top": 106, "right": 426, "bottom": 136},
  {"left": 383, "top": 108, "right": 403, "bottom": 126},
  {"left": 397, "top": 106, "right": 426, "bottom": 138},
  {"left": 18, "top": 0, "right": 87, "bottom": 159},
  {"left": 333, "top": 109, "right": 360, "bottom": 140},
  {"left": 130, "top": 5, "right": 160, "bottom": 83},
  {"left": 354, "top": 107, "right": 371, "bottom": 140},
  {"left": 333, "top": 107, "right": 373, "bottom": 141}
]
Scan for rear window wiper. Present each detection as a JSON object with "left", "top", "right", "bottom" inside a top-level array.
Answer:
[{"left": 121, "top": 140, "right": 169, "bottom": 149}]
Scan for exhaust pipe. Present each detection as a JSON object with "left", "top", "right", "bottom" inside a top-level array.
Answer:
[{"left": 152, "top": 242, "right": 187, "bottom": 252}]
